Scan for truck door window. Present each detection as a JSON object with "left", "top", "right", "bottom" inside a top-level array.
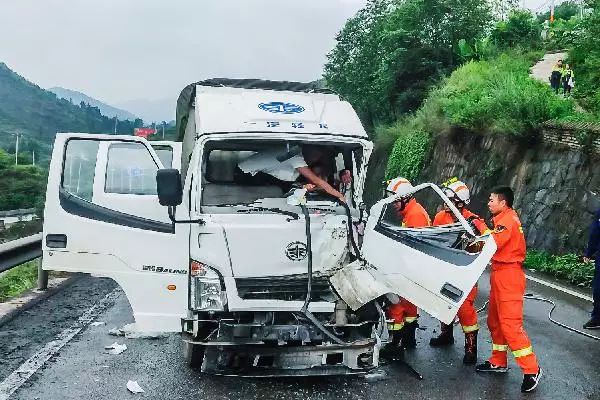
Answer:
[
  {"left": 105, "top": 143, "right": 159, "bottom": 195},
  {"left": 378, "top": 185, "right": 484, "bottom": 263},
  {"left": 62, "top": 140, "right": 99, "bottom": 202},
  {"left": 151, "top": 145, "right": 173, "bottom": 168}
]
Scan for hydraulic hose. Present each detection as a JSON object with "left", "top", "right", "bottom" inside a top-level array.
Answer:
[
  {"left": 475, "top": 295, "right": 600, "bottom": 341},
  {"left": 338, "top": 200, "right": 364, "bottom": 262},
  {"left": 298, "top": 204, "right": 345, "bottom": 345},
  {"left": 300, "top": 205, "right": 313, "bottom": 313}
]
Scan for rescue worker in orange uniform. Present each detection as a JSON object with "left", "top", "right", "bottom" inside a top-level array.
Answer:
[
  {"left": 382, "top": 177, "right": 431, "bottom": 354},
  {"left": 429, "top": 179, "right": 489, "bottom": 365},
  {"left": 476, "top": 186, "right": 542, "bottom": 393}
]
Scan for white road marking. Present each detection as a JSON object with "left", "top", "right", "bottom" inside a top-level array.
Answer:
[
  {"left": 526, "top": 274, "right": 594, "bottom": 303},
  {"left": 0, "top": 288, "right": 120, "bottom": 400}
]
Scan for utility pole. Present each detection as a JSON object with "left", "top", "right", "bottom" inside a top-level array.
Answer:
[
  {"left": 550, "top": 0, "right": 555, "bottom": 22},
  {"left": 14, "top": 133, "right": 21, "bottom": 166},
  {"left": 162, "top": 123, "right": 165, "bottom": 140},
  {"left": 114, "top": 116, "right": 118, "bottom": 134},
  {"left": 32, "top": 150, "right": 35, "bottom": 166}
]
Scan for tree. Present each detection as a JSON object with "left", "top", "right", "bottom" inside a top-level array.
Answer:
[
  {"left": 537, "top": 1, "right": 579, "bottom": 23},
  {"left": 491, "top": 9, "right": 542, "bottom": 49},
  {"left": 569, "top": 0, "right": 600, "bottom": 113},
  {"left": 324, "top": 0, "right": 493, "bottom": 126}
]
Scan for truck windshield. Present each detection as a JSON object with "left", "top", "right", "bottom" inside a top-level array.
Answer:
[{"left": 200, "top": 140, "right": 361, "bottom": 208}]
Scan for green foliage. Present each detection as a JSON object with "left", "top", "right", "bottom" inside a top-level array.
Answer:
[
  {"left": 0, "top": 63, "right": 144, "bottom": 165},
  {"left": 385, "top": 128, "right": 431, "bottom": 181},
  {"left": 437, "top": 52, "right": 576, "bottom": 136},
  {"left": 545, "top": 17, "right": 581, "bottom": 50},
  {"left": 0, "top": 148, "right": 47, "bottom": 211},
  {"left": 569, "top": 0, "right": 600, "bottom": 114},
  {"left": 457, "top": 38, "right": 496, "bottom": 62},
  {"left": 0, "top": 260, "right": 38, "bottom": 302},
  {"left": 491, "top": 9, "right": 542, "bottom": 49},
  {"left": 324, "top": 0, "right": 493, "bottom": 125},
  {"left": 525, "top": 250, "right": 595, "bottom": 287},
  {"left": 0, "top": 220, "right": 42, "bottom": 244},
  {"left": 537, "top": 1, "right": 580, "bottom": 23}
]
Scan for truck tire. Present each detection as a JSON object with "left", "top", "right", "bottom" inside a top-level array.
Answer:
[{"left": 183, "top": 341, "right": 205, "bottom": 368}]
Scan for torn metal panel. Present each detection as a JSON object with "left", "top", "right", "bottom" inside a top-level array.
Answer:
[{"left": 329, "top": 261, "right": 391, "bottom": 312}]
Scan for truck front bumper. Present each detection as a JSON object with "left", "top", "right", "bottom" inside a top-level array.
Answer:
[{"left": 181, "top": 317, "right": 380, "bottom": 376}]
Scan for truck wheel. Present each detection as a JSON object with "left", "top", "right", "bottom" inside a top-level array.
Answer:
[{"left": 183, "top": 341, "right": 205, "bottom": 368}]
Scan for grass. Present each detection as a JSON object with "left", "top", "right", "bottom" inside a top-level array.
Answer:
[
  {"left": 437, "top": 52, "right": 581, "bottom": 137},
  {"left": 0, "top": 260, "right": 38, "bottom": 302},
  {"left": 524, "top": 250, "right": 595, "bottom": 287}
]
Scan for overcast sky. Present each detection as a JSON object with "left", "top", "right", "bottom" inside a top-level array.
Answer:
[{"left": 0, "top": 0, "right": 552, "bottom": 121}]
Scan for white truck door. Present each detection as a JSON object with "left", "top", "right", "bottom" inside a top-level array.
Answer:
[
  {"left": 331, "top": 183, "right": 497, "bottom": 324},
  {"left": 43, "top": 133, "right": 189, "bottom": 332}
]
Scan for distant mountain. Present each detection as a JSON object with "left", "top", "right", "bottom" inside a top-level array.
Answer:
[
  {"left": 49, "top": 86, "right": 138, "bottom": 121},
  {"left": 115, "top": 97, "right": 175, "bottom": 124},
  {"left": 0, "top": 62, "right": 143, "bottom": 166}
]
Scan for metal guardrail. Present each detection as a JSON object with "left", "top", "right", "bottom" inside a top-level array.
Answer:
[{"left": 0, "top": 233, "right": 46, "bottom": 290}]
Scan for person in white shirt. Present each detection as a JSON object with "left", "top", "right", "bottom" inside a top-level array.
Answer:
[{"left": 236, "top": 145, "right": 351, "bottom": 203}]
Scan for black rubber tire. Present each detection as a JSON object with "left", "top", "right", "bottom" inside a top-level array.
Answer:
[{"left": 183, "top": 341, "right": 205, "bottom": 368}]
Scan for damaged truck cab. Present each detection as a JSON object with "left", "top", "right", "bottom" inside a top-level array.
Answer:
[{"left": 42, "top": 79, "right": 496, "bottom": 376}]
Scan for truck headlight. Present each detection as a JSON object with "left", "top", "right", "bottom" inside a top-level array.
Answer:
[{"left": 190, "top": 260, "right": 226, "bottom": 311}]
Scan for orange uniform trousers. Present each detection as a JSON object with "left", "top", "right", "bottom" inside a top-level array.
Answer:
[
  {"left": 457, "top": 285, "right": 479, "bottom": 332},
  {"left": 487, "top": 263, "right": 539, "bottom": 374}
]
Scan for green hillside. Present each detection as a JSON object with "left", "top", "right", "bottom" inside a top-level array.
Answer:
[{"left": 0, "top": 63, "right": 144, "bottom": 166}]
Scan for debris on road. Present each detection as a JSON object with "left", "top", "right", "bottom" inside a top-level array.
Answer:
[
  {"left": 363, "top": 370, "right": 388, "bottom": 382},
  {"left": 90, "top": 321, "right": 105, "bottom": 326},
  {"left": 108, "top": 323, "right": 168, "bottom": 339},
  {"left": 104, "top": 342, "right": 127, "bottom": 355},
  {"left": 126, "top": 380, "right": 144, "bottom": 394}
]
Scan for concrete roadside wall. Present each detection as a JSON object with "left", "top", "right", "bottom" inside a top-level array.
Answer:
[{"left": 418, "top": 126, "right": 600, "bottom": 254}]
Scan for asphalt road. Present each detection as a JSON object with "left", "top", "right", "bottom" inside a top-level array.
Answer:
[{"left": 0, "top": 273, "right": 599, "bottom": 400}]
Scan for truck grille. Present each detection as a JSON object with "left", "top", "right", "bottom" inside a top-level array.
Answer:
[{"left": 235, "top": 274, "right": 334, "bottom": 302}]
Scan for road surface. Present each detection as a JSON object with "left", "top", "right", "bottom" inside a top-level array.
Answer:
[
  {"left": 530, "top": 52, "right": 567, "bottom": 84},
  {"left": 0, "top": 272, "right": 599, "bottom": 400}
]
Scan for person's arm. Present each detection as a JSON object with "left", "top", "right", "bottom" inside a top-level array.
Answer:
[
  {"left": 491, "top": 223, "right": 512, "bottom": 251},
  {"left": 584, "top": 210, "right": 600, "bottom": 261},
  {"left": 297, "top": 166, "right": 346, "bottom": 203},
  {"left": 473, "top": 218, "right": 491, "bottom": 235}
]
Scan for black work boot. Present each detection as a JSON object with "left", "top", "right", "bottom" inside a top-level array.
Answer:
[
  {"left": 463, "top": 330, "right": 478, "bottom": 365},
  {"left": 429, "top": 322, "right": 454, "bottom": 347},
  {"left": 521, "top": 368, "right": 543, "bottom": 393},
  {"left": 402, "top": 321, "right": 418, "bottom": 349},
  {"left": 381, "top": 332, "right": 404, "bottom": 361},
  {"left": 583, "top": 318, "right": 600, "bottom": 330}
]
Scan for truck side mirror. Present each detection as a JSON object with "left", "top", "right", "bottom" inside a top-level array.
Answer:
[{"left": 156, "top": 169, "right": 183, "bottom": 206}]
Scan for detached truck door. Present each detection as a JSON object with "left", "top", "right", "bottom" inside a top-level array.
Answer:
[
  {"left": 43, "top": 133, "right": 189, "bottom": 332},
  {"left": 331, "top": 183, "right": 496, "bottom": 324}
]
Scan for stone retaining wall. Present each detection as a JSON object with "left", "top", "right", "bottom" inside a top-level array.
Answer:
[{"left": 418, "top": 127, "right": 600, "bottom": 254}]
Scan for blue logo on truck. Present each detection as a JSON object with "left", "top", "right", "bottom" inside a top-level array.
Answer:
[{"left": 258, "top": 102, "right": 305, "bottom": 114}]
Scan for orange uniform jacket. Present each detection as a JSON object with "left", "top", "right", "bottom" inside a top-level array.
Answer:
[
  {"left": 491, "top": 208, "right": 526, "bottom": 264},
  {"left": 432, "top": 208, "right": 489, "bottom": 235},
  {"left": 398, "top": 198, "right": 431, "bottom": 228}
]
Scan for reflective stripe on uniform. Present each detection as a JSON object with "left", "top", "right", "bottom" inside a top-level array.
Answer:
[
  {"left": 512, "top": 346, "right": 534, "bottom": 358},
  {"left": 388, "top": 323, "right": 404, "bottom": 331},
  {"left": 404, "top": 316, "right": 418, "bottom": 323},
  {"left": 492, "top": 343, "right": 508, "bottom": 352},
  {"left": 462, "top": 323, "right": 479, "bottom": 333},
  {"left": 482, "top": 229, "right": 492, "bottom": 235}
]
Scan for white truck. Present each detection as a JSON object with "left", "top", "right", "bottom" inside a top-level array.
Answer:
[{"left": 42, "top": 79, "right": 496, "bottom": 376}]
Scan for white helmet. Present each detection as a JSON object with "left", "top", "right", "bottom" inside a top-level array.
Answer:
[
  {"left": 384, "top": 177, "right": 414, "bottom": 197},
  {"left": 442, "top": 178, "right": 470, "bottom": 205}
]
